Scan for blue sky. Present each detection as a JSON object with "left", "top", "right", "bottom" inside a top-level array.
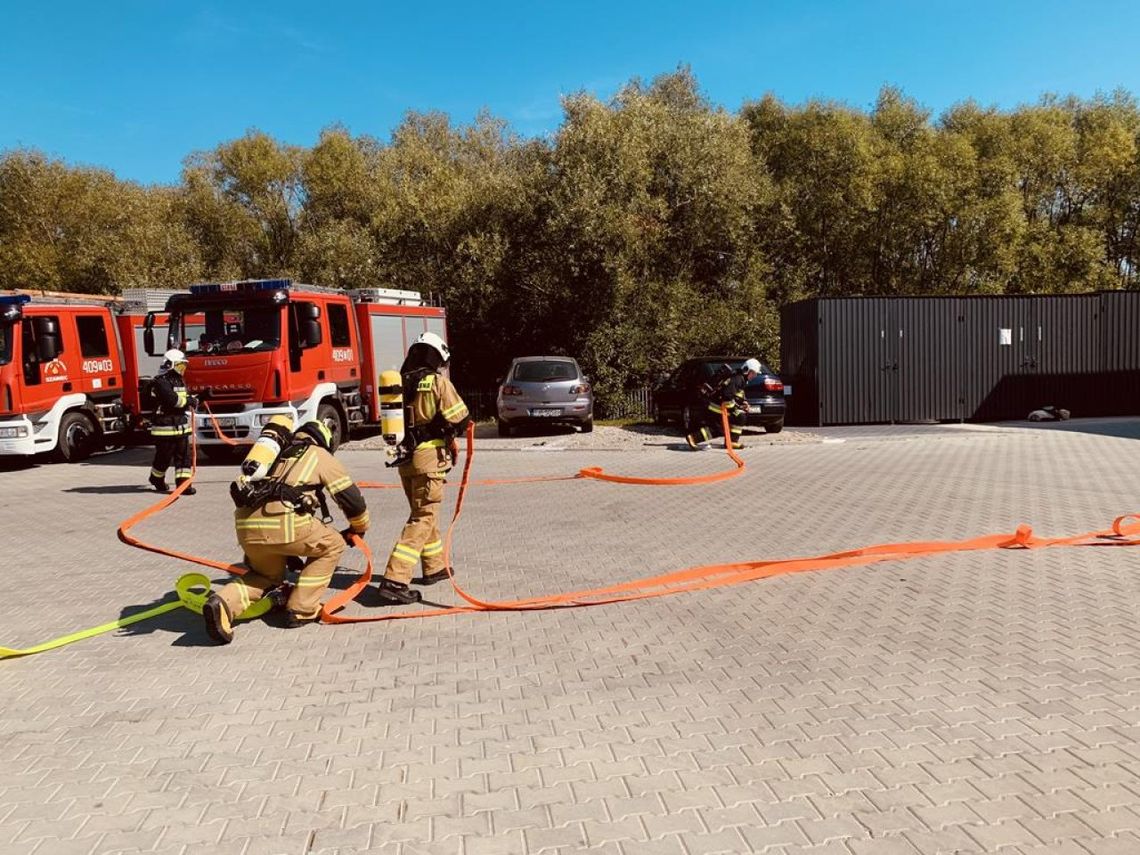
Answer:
[{"left": 3, "top": 0, "right": 1138, "bottom": 185}]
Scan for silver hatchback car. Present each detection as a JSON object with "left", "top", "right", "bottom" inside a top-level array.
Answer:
[{"left": 496, "top": 356, "right": 594, "bottom": 436}]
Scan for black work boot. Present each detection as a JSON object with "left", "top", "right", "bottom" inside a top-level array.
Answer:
[
  {"left": 149, "top": 474, "right": 170, "bottom": 493},
  {"left": 175, "top": 479, "right": 197, "bottom": 496},
  {"left": 203, "top": 593, "right": 234, "bottom": 645},
  {"left": 285, "top": 611, "right": 319, "bottom": 629},
  {"left": 266, "top": 582, "right": 296, "bottom": 611},
  {"left": 374, "top": 578, "right": 422, "bottom": 606},
  {"left": 413, "top": 567, "right": 453, "bottom": 586}
]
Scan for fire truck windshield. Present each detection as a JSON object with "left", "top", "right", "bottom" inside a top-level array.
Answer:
[{"left": 178, "top": 306, "right": 282, "bottom": 355}]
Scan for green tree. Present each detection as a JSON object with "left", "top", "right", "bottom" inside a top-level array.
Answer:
[
  {"left": 181, "top": 131, "right": 304, "bottom": 278},
  {"left": 0, "top": 150, "right": 201, "bottom": 293}
]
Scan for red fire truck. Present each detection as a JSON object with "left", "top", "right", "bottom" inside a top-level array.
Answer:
[
  {"left": 0, "top": 290, "right": 183, "bottom": 460},
  {"left": 146, "top": 279, "right": 447, "bottom": 455}
]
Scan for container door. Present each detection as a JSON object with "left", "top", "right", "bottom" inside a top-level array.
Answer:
[
  {"left": 1034, "top": 294, "right": 1100, "bottom": 416},
  {"left": 1099, "top": 291, "right": 1140, "bottom": 415},
  {"left": 819, "top": 299, "right": 897, "bottom": 424},
  {"left": 896, "top": 299, "right": 961, "bottom": 421},
  {"left": 961, "top": 297, "right": 1037, "bottom": 421}
]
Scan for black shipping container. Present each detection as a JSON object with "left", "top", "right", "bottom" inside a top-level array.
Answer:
[{"left": 780, "top": 292, "right": 1140, "bottom": 426}]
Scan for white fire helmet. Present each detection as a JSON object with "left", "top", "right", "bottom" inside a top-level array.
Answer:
[
  {"left": 742, "top": 358, "right": 762, "bottom": 375},
  {"left": 162, "top": 349, "right": 188, "bottom": 372},
  {"left": 414, "top": 331, "right": 451, "bottom": 364}
]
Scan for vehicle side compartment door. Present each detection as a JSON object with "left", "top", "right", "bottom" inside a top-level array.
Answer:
[
  {"left": 324, "top": 301, "right": 358, "bottom": 385},
  {"left": 75, "top": 312, "right": 120, "bottom": 398},
  {"left": 20, "top": 312, "right": 71, "bottom": 412}
]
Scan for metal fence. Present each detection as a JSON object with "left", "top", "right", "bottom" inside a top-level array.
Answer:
[
  {"left": 457, "top": 386, "right": 656, "bottom": 422},
  {"left": 597, "top": 386, "right": 655, "bottom": 420}
]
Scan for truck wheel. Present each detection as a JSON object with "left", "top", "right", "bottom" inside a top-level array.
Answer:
[
  {"left": 317, "top": 403, "right": 345, "bottom": 451},
  {"left": 55, "top": 411, "right": 98, "bottom": 462}
]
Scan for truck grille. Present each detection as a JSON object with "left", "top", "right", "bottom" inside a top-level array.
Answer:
[
  {"left": 199, "top": 424, "right": 251, "bottom": 441},
  {"left": 204, "top": 388, "right": 253, "bottom": 403}
]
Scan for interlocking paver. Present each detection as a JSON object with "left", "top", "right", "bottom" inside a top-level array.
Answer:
[{"left": 5, "top": 420, "right": 1140, "bottom": 854}]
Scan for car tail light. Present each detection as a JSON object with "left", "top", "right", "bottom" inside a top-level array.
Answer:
[
  {"left": 763, "top": 377, "right": 784, "bottom": 393},
  {"left": 570, "top": 383, "right": 590, "bottom": 394},
  {"left": 501, "top": 385, "right": 523, "bottom": 396}
]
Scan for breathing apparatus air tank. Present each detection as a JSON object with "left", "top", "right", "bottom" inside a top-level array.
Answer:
[
  {"left": 240, "top": 414, "right": 295, "bottom": 480},
  {"left": 378, "top": 370, "right": 405, "bottom": 455}
]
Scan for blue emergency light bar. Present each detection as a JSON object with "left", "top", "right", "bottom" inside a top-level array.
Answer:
[
  {"left": 0, "top": 294, "right": 30, "bottom": 320},
  {"left": 188, "top": 278, "right": 293, "bottom": 295},
  {"left": 0, "top": 294, "right": 30, "bottom": 321}
]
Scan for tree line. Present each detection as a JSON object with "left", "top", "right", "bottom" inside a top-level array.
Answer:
[{"left": 2, "top": 68, "right": 1138, "bottom": 404}]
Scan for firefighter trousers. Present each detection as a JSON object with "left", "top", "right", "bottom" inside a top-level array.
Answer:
[
  {"left": 383, "top": 472, "right": 446, "bottom": 585},
  {"left": 219, "top": 521, "right": 345, "bottom": 620},
  {"left": 151, "top": 434, "right": 192, "bottom": 483},
  {"left": 687, "top": 407, "right": 745, "bottom": 445}
]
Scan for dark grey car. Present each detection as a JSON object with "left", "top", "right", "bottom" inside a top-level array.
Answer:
[{"left": 496, "top": 356, "right": 594, "bottom": 436}]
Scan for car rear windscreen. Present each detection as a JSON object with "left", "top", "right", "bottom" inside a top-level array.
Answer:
[
  {"left": 701, "top": 359, "right": 772, "bottom": 378},
  {"left": 513, "top": 360, "right": 579, "bottom": 382}
]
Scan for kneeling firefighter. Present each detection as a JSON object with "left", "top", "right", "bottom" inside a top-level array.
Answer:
[
  {"left": 686, "top": 358, "right": 761, "bottom": 450},
  {"left": 376, "top": 331, "right": 470, "bottom": 605},
  {"left": 202, "top": 417, "right": 370, "bottom": 644}
]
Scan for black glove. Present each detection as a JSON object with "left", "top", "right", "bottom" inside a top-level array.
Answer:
[
  {"left": 187, "top": 395, "right": 200, "bottom": 409},
  {"left": 340, "top": 527, "right": 359, "bottom": 547}
]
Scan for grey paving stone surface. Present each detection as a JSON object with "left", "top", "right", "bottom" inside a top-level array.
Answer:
[{"left": 2, "top": 418, "right": 1140, "bottom": 854}]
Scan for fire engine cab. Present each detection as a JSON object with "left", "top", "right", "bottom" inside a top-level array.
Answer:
[
  {"left": 0, "top": 290, "right": 182, "bottom": 460},
  {"left": 148, "top": 279, "right": 446, "bottom": 454}
]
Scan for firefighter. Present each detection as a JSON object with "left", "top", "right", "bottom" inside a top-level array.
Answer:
[
  {"left": 202, "top": 420, "right": 370, "bottom": 644},
  {"left": 686, "top": 358, "right": 762, "bottom": 450},
  {"left": 148, "top": 349, "right": 197, "bottom": 494},
  {"left": 377, "top": 332, "right": 470, "bottom": 605}
]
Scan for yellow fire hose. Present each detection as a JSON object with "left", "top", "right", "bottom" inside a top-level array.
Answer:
[{"left": 0, "top": 573, "right": 272, "bottom": 660}]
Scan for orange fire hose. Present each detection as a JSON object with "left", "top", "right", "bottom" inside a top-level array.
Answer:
[{"left": 118, "top": 406, "right": 1140, "bottom": 629}]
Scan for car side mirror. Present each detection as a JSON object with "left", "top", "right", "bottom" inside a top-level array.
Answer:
[{"left": 33, "top": 317, "right": 62, "bottom": 361}]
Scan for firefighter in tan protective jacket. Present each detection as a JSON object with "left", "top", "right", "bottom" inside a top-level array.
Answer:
[
  {"left": 202, "top": 420, "right": 370, "bottom": 644},
  {"left": 376, "top": 332, "right": 470, "bottom": 605}
]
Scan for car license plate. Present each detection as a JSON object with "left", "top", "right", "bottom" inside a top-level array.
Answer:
[{"left": 531, "top": 408, "right": 561, "bottom": 417}]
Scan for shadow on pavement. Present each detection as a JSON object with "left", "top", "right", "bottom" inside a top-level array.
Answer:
[
  {"left": 116, "top": 596, "right": 215, "bottom": 648},
  {"left": 475, "top": 422, "right": 580, "bottom": 440},
  {"left": 65, "top": 484, "right": 158, "bottom": 495},
  {"left": 993, "top": 417, "right": 1140, "bottom": 441}
]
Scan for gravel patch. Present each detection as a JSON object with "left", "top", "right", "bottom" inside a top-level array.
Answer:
[{"left": 342, "top": 421, "right": 823, "bottom": 453}]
